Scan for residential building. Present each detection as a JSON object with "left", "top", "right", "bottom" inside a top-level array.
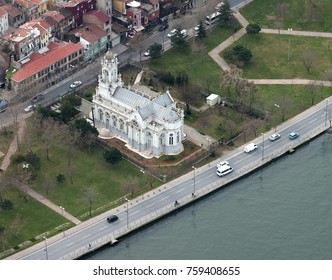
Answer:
[
  {"left": 126, "top": 1, "right": 143, "bottom": 31},
  {"left": 11, "top": 41, "right": 83, "bottom": 96},
  {"left": 96, "top": 0, "right": 112, "bottom": 17},
  {"left": 43, "top": 9, "right": 74, "bottom": 40},
  {"left": 63, "top": 0, "right": 97, "bottom": 28},
  {"left": 0, "top": 7, "right": 9, "bottom": 36},
  {"left": 140, "top": 0, "right": 159, "bottom": 26},
  {"left": 13, "top": 0, "right": 38, "bottom": 21},
  {"left": 93, "top": 51, "right": 184, "bottom": 158},
  {"left": 83, "top": 9, "right": 120, "bottom": 47},
  {"left": 68, "top": 23, "right": 108, "bottom": 61},
  {"left": 0, "top": 4, "right": 25, "bottom": 29}
]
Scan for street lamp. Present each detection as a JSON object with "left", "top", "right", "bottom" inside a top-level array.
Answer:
[
  {"left": 261, "top": 133, "right": 265, "bottom": 160},
  {"left": 60, "top": 206, "right": 65, "bottom": 216},
  {"left": 125, "top": 198, "right": 130, "bottom": 228},
  {"left": 43, "top": 236, "right": 48, "bottom": 260},
  {"left": 22, "top": 163, "right": 29, "bottom": 184},
  {"left": 325, "top": 99, "right": 329, "bottom": 126},
  {"left": 192, "top": 166, "right": 196, "bottom": 195},
  {"left": 288, "top": 28, "right": 292, "bottom": 61},
  {"left": 274, "top": 104, "right": 280, "bottom": 132}
]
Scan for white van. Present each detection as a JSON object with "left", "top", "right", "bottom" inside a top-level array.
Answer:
[
  {"left": 244, "top": 143, "right": 258, "bottom": 153},
  {"left": 205, "top": 12, "right": 220, "bottom": 25},
  {"left": 216, "top": 165, "right": 233, "bottom": 177}
]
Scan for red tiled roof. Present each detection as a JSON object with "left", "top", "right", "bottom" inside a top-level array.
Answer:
[
  {"left": 43, "top": 10, "right": 65, "bottom": 22},
  {"left": 12, "top": 42, "right": 83, "bottom": 82},
  {"left": 14, "top": 0, "right": 37, "bottom": 9},
  {"left": 69, "top": 23, "right": 107, "bottom": 44},
  {"left": 0, "top": 7, "right": 8, "bottom": 18},
  {"left": 85, "top": 10, "right": 110, "bottom": 23},
  {"left": 1, "top": 4, "right": 23, "bottom": 18}
]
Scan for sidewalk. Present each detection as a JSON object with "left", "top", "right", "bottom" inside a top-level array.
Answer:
[{"left": 0, "top": 118, "right": 81, "bottom": 226}]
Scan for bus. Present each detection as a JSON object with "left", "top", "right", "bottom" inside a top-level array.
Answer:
[{"left": 205, "top": 12, "right": 220, "bottom": 25}]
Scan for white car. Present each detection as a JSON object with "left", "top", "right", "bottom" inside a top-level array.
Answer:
[
  {"left": 269, "top": 133, "right": 281, "bottom": 141},
  {"left": 144, "top": 50, "right": 150, "bottom": 56},
  {"left": 70, "top": 81, "right": 82, "bottom": 88},
  {"left": 167, "top": 29, "right": 177, "bottom": 38},
  {"left": 181, "top": 29, "right": 188, "bottom": 38},
  {"left": 216, "top": 160, "right": 229, "bottom": 169},
  {"left": 24, "top": 104, "right": 36, "bottom": 112}
]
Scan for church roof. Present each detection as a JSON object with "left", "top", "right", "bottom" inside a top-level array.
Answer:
[{"left": 112, "top": 87, "right": 180, "bottom": 122}]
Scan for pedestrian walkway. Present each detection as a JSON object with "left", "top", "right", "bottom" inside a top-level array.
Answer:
[
  {"left": 208, "top": 9, "right": 332, "bottom": 87},
  {"left": 0, "top": 118, "right": 81, "bottom": 226}
]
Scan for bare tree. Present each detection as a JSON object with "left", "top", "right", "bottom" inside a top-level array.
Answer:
[
  {"left": 220, "top": 64, "right": 242, "bottom": 97},
  {"left": 302, "top": 50, "right": 315, "bottom": 74},
  {"left": 82, "top": 186, "right": 98, "bottom": 217},
  {"left": 63, "top": 128, "right": 80, "bottom": 184},
  {"left": 306, "top": 80, "right": 320, "bottom": 105},
  {"left": 123, "top": 176, "right": 139, "bottom": 197},
  {"left": 128, "top": 33, "right": 147, "bottom": 63}
]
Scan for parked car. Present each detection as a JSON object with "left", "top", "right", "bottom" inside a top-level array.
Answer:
[
  {"left": 70, "top": 80, "right": 82, "bottom": 88},
  {"left": 24, "top": 104, "right": 36, "bottom": 112},
  {"left": 158, "top": 23, "right": 168, "bottom": 31},
  {"left": 181, "top": 29, "right": 188, "bottom": 38},
  {"left": 107, "top": 215, "right": 119, "bottom": 223},
  {"left": 216, "top": 160, "right": 229, "bottom": 169},
  {"left": 144, "top": 49, "right": 150, "bottom": 56},
  {"left": 289, "top": 131, "right": 299, "bottom": 140},
  {"left": 269, "top": 133, "right": 281, "bottom": 141},
  {"left": 31, "top": 94, "right": 44, "bottom": 104},
  {"left": 167, "top": 29, "right": 177, "bottom": 38},
  {"left": 0, "top": 99, "right": 8, "bottom": 113}
]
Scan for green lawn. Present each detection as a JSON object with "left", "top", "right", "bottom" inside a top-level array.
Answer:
[
  {"left": 27, "top": 144, "right": 149, "bottom": 218},
  {"left": 222, "top": 33, "right": 332, "bottom": 80},
  {"left": 0, "top": 125, "right": 16, "bottom": 166},
  {"left": 241, "top": 0, "right": 332, "bottom": 32},
  {"left": 148, "top": 24, "right": 241, "bottom": 94},
  {"left": 0, "top": 187, "right": 71, "bottom": 256}
]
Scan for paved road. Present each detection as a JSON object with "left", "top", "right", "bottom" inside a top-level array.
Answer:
[{"left": 10, "top": 94, "right": 332, "bottom": 259}]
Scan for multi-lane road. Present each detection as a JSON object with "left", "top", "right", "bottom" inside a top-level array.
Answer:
[{"left": 15, "top": 95, "right": 331, "bottom": 259}]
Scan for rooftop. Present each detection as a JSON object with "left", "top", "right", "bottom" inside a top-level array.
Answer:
[{"left": 12, "top": 42, "right": 83, "bottom": 82}]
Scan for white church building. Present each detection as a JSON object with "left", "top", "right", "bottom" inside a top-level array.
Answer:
[{"left": 92, "top": 51, "right": 185, "bottom": 158}]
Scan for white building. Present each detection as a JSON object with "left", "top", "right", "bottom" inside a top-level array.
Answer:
[
  {"left": 93, "top": 51, "right": 184, "bottom": 158},
  {"left": 0, "top": 7, "right": 9, "bottom": 37}
]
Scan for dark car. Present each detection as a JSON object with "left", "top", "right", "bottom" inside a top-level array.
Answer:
[
  {"left": 158, "top": 23, "right": 168, "bottom": 32},
  {"left": 31, "top": 94, "right": 44, "bottom": 104},
  {"left": 107, "top": 215, "right": 119, "bottom": 223}
]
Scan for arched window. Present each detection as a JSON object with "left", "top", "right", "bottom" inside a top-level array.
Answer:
[
  {"left": 169, "top": 133, "right": 173, "bottom": 145},
  {"left": 112, "top": 115, "right": 117, "bottom": 128},
  {"left": 119, "top": 119, "right": 124, "bottom": 131},
  {"left": 177, "top": 131, "right": 180, "bottom": 143},
  {"left": 98, "top": 109, "right": 103, "bottom": 121}
]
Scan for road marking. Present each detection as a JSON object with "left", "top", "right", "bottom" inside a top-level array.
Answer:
[
  {"left": 81, "top": 234, "right": 92, "bottom": 239},
  {"left": 98, "top": 226, "right": 108, "bottom": 231},
  {"left": 65, "top": 242, "right": 75, "bottom": 247},
  {"left": 175, "top": 188, "right": 186, "bottom": 194}
]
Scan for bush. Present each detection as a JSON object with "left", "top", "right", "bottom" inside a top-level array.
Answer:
[
  {"left": 11, "top": 154, "right": 26, "bottom": 165},
  {"left": 159, "top": 72, "right": 175, "bottom": 85},
  {"left": 104, "top": 148, "right": 122, "bottom": 164},
  {"left": 56, "top": 173, "right": 66, "bottom": 184},
  {"left": 0, "top": 199, "right": 14, "bottom": 210}
]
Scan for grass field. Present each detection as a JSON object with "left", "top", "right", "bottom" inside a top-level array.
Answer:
[
  {"left": 241, "top": 0, "right": 332, "bottom": 32},
  {"left": 222, "top": 33, "right": 332, "bottom": 80}
]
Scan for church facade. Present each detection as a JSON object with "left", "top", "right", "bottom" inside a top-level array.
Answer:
[{"left": 92, "top": 51, "right": 184, "bottom": 158}]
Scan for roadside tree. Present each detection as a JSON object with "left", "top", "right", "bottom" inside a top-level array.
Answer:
[
  {"left": 149, "top": 43, "right": 163, "bottom": 59},
  {"left": 218, "top": 0, "right": 233, "bottom": 25},
  {"left": 171, "top": 29, "right": 188, "bottom": 50}
]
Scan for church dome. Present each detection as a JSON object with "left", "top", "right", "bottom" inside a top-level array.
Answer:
[{"left": 105, "top": 50, "right": 114, "bottom": 61}]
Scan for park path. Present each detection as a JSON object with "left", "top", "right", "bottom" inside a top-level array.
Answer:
[
  {"left": 0, "top": 118, "right": 81, "bottom": 225},
  {"left": 208, "top": 10, "right": 332, "bottom": 86}
]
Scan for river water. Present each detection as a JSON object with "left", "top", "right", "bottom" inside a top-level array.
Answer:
[{"left": 84, "top": 133, "right": 332, "bottom": 260}]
